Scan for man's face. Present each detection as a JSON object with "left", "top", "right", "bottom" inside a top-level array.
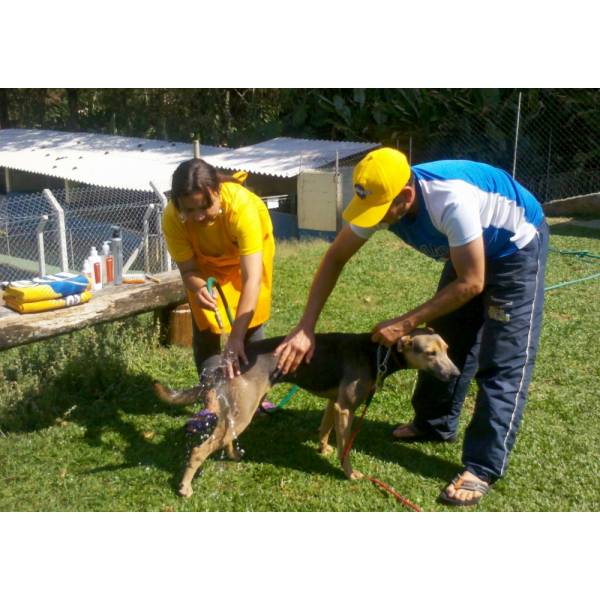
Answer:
[{"left": 380, "top": 185, "right": 416, "bottom": 224}]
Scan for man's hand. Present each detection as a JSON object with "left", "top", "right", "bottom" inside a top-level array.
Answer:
[
  {"left": 371, "top": 316, "right": 415, "bottom": 347},
  {"left": 223, "top": 334, "right": 248, "bottom": 379},
  {"left": 273, "top": 324, "right": 316, "bottom": 375}
]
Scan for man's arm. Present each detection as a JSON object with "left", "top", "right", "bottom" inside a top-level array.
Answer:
[
  {"left": 371, "top": 236, "right": 485, "bottom": 345},
  {"left": 274, "top": 225, "right": 367, "bottom": 374}
]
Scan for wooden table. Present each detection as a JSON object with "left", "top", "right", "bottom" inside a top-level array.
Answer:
[{"left": 0, "top": 271, "right": 187, "bottom": 352}]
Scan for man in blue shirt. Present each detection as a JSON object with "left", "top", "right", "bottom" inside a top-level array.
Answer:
[{"left": 275, "top": 147, "right": 548, "bottom": 506}]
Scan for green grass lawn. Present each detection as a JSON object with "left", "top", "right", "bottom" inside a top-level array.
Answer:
[{"left": 1, "top": 219, "right": 599, "bottom": 511}]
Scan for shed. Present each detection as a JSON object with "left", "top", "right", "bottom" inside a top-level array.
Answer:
[{"left": 211, "top": 137, "right": 380, "bottom": 239}]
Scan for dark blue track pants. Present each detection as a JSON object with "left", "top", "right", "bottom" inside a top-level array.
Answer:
[{"left": 411, "top": 221, "right": 549, "bottom": 482}]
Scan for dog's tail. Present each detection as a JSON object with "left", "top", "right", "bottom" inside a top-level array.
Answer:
[{"left": 153, "top": 381, "right": 203, "bottom": 406}]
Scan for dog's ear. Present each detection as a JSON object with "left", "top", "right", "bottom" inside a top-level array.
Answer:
[{"left": 398, "top": 335, "right": 413, "bottom": 351}]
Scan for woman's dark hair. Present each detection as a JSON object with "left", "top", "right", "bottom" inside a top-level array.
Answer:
[{"left": 170, "top": 159, "right": 238, "bottom": 209}]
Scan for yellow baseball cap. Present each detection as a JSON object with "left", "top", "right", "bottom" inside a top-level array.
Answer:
[{"left": 343, "top": 148, "right": 411, "bottom": 227}]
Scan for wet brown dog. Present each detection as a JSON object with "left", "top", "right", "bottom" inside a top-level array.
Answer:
[{"left": 155, "top": 328, "right": 459, "bottom": 497}]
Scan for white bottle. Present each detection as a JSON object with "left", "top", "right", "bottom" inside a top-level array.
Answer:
[
  {"left": 82, "top": 259, "right": 93, "bottom": 288},
  {"left": 88, "top": 246, "right": 103, "bottom": 291}
]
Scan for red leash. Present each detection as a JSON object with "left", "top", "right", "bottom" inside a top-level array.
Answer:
[
  {"left": 365, "top": 476, "right": 423, "bottom": 512},
  {"left": 342, "top": 394, "right": 423, "bottom": 513}
]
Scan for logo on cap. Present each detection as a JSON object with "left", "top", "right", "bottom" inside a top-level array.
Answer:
[{"left": 354, "top": 184, "right": 371, "bottom": 200}]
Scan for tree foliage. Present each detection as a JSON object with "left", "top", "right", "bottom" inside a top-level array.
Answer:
[{"left": 1, "top": 88, "right": 598, "bottom": 183}]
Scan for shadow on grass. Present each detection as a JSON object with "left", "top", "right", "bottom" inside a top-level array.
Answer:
[
  {"left": 548, "top": 222, "right": 600, "bottom": 241},
  {"left": 349, "top": 417, "right": 461, "bottom": 482},
  {"left": 3, "top": 353, "right": 176, "bottom": 433},
  {"left": 1, "top": 351, "right": 196, "bottom": 492},
  {"left": 3, "top": 348, "right": 461, "bottom": 493},
  {"left": 224, "top": 408, "right": 461, "bottom": 484}
]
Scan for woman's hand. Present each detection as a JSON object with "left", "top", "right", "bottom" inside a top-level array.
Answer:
[
  {"left": 223, "top": 334, "right": 248, "bottom": 379},
  {"left": 273, "top": 324, "right": 316, "bottom": 375},
  {"left": 194, "top": 283, "right": 218, "bottom": 311}
]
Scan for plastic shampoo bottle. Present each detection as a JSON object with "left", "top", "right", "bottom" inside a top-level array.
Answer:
[
  {"left": 89, "top": 246, "right": 103, "bottom": 291},
  {"left": 102, "top": 241, "right": 114, "bottom": 286}
]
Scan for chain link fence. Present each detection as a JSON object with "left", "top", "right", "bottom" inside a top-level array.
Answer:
[
  {"left": 301, "top": 91, "right": 599, "bottom": 236},
  {"left": 308, "top": 90, "right": 600, "bottom": 207},
  {"left": 0, "top": 184, "right": 170, "bottom": 282},
  {"left": 512, "top": 90, "right": 600, "bottom": 202},
  {"left": 405, "top": 89, "right": 600, "bottom": 203}
]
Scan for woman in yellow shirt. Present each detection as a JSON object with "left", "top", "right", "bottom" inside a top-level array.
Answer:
[{"left": 163, "top": 158, "right": 275, "bottom": 380}]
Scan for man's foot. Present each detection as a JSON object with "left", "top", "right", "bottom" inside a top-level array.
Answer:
[
  {"left": 392, "top": 421, "right": 456, "bottom": 443},
  {"left": 438, "top": 471, "right": 490, "bottom": 506},
  {"left": 392, "top": 422, "right": 424, "bottom": 441}
]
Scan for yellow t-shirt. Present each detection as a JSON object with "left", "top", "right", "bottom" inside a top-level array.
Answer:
[{"left": 162, "top": 179, "right": 275, "bottom": 333}]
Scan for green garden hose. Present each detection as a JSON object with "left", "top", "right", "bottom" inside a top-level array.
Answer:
[{"left": 545, "top": 247, "right": 600, "bottom": 292}]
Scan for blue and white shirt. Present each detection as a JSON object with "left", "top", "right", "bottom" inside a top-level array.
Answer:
[{"left": 351, "top": 160, "right": 544, "bottom": 261}]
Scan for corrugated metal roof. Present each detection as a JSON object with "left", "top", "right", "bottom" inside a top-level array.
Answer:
[
  {"left": 0, "top": 129, "right": 223, "bottom": 192},
  {"left": 0, "top": 129, "right": 380, "bottom": 191},
  {"left": 213, "top": 137, "right": 380, "bottom": 178}
]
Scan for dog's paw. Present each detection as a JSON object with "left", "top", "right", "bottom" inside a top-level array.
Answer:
[
  {"left": 226, "top": 447, "right": 243, "bottom": 461},
  {"left": 178, "top": 483, "right": 194, "bottom": 498},
  {"left": 349, "top": 470, "right": 364, "bottom": 481},
  {"left": 318, "top": 443, "right": 334, "bottom": 456}
]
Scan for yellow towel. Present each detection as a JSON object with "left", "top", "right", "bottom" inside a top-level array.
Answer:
[
  {"left": 4, "top": 290, "right": 93, "bottom": 314},
  {"left": 4, "top": 272, "right": 91, "bottom": 303}
]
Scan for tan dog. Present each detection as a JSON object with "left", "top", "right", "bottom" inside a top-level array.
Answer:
[{"left": 155, "top": 328, "right": 459, "bottom": 497}]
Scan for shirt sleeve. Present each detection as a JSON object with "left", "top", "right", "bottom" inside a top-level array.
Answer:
[
  {"left": 162, "top": 202, "right": 195, "bottom": 262},
  {"left": 438, "top": 198, "right": 483, "bottom": 247},
  {"left": 232, "top": 201, "right": 264, "bottom": 255},
  {"left": 422, "top": 181, "right": 483, "bottom": 248},
  {"left": 350, "top": 222, "right": 389, "bottom": 240}
]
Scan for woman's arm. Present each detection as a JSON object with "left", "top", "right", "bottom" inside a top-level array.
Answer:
[
  {"left": 223, "top": 250, "right": 263, "bottom": 377},
  {"left": 176, "top": 257, "right": 218, "bottom": 311}
]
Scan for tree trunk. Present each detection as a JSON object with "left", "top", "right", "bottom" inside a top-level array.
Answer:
[{"left": 66, "top": 88, "right": 79, "bottom": 130}]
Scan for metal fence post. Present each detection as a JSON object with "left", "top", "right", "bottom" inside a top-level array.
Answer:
[
  {"left": 544, "top": 129, "right": 553, "bottom": 202},
  {"left": 149, "top": 181, "right": 173, "bottom": 271},
  {"left": 512, "top": 91, "right": 523, "bottom": 178},
  {"left": 121, "top": 203, "right": 156, "bottom": 274},
  {"left": 143, "top": 203, "right": 155, "bottom": 273},
  {"left": 42, "top": 189, "right": 69, "bottom": 272},
  {"left": 334, "top": 151, "right": 343, "bottom": 233},
  {"left": 4, "top": 167, "right": 11, "bottom": 193},
  {"left": 36, "top": 214, "right": 49, "bottom": 276}
]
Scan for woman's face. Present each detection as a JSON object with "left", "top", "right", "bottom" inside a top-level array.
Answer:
[{"left": 178, "top": 189, "right": 221, "bottom": 225}]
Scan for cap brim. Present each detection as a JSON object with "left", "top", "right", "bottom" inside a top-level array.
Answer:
[{"left": 342, "top": 194, "right": 393, "bottom": 228}]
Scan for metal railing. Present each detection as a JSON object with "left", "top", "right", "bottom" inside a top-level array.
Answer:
[{"left": 0, "top": 181, "right": 173, "bottom": 283}]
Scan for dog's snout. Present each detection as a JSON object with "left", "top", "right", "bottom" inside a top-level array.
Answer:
[{"left": 440, "top": 361, "right": 460, "bottom": 382}]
